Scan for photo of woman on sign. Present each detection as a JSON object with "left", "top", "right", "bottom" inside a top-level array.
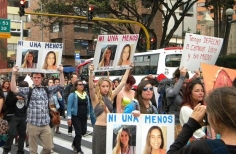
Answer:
[
  {"left": 117, "top": 44, "right": 132, "bottom": 66},
  {"left": 99, "top": 46, "right": 114, "bottom": 67},
  {"left": 143, "top": 126, "right": 166, "bottom": 154},
  {"left": 113, "top": 127, "right": 136, "bottom": 154},
  {"left": 42, "top": 51, "right": 57, "bottom": 70},
  {"left": 21, "top": 50, "right": 37, "bottom": 69}
]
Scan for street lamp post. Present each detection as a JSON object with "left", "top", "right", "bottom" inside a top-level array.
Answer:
[{"left": 220, "top": 8, "right": 234, "bottom": 56}]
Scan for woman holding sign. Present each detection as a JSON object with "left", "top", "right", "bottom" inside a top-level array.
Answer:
[
  {"left": 117, "top": 44, "right": 131, "bottom": 66},
  {"left": 99, "top": 46, "right": 114, "bottom": 67},
  {"left": 42, "top": 51, "right": 57, "bottom": 70},
  {"left": 124, "top": 80, "right": 158, "bottom": 116},
  {"left": 143, "top": 126, "right": 166, "bottom": 154},
  {"left": 21, "top": 51, "right": 37, "bottom": 69},
  {"left": 89, "top": 64, "right": 132, "bottom": 154},
  {"left": 113, "top": 127, "right": 135, "bottom": 154}
]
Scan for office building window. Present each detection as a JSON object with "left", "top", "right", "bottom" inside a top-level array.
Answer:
[
  {"left": 7, "top": 14, "right": 28, "bottom": 22},
  {"left": 50, "top": 22, "right": 62, "bottom": 32},
  {"left": 10, "top": 29, "right": 29, "bottom": 37},
  {"left": 74, "top": 23, "right": 88, "bottom": 33},
  {"left": 74, "top": 39, "right": 88, "bottom": 50}
]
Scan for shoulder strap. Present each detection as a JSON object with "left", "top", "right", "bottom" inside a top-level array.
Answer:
[
  {"left": 206, "top": 139, "right": 231, "bottom": 154},
  {"left": 26, "top": 87, "right": 33, "bottom": 109},
  {"left": 43, "top": 86, "right": 50, "bottom": 100}
]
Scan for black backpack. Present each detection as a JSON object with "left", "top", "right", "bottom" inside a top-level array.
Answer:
[{"left": 157, "top": 78, "right": 174, "bottom": 114}]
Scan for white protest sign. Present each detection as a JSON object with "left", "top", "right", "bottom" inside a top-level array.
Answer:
[
  {"left": 24, "top": 74, "right": 33, "bottom": 87},
  {"left": 93, "top": 34, "right": 139, "bottom": 72},
  {"left": 16, "top": 41, "right": 63, "bottom": 73},
  {"left": 180, "top": 33, "right": 223, "bottom": 71},
  {"left": 107, "top": 114, "right": 175, "bottom": 154}
]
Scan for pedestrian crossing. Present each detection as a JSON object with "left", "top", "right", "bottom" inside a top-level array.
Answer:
[{"left": 0, "top": 119, "right": 93, "bottom": 154}]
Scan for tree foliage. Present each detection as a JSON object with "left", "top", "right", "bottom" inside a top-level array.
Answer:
[{"left": 34, "top": 0, "right": 198, "bottom": 49}]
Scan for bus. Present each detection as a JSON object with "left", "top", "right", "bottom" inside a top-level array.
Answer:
[{"left": 77, "top": 47, "right": 193, "bottom": 84}]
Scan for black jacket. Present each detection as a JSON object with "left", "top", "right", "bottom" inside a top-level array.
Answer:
[
  {"left": 3, "top": 91, "right": 18, "bottom": 120},
  {"left": 64, "top": 83, "right": 74, "bottom": 103}
]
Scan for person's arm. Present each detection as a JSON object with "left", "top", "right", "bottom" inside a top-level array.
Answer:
[
  {"left": 167, "top": 104, "right": 206, "bottom": 154},
  {"left": 0, "top": 98, "right": 3, "bottom": 113},
  {"left": 116, "top": 92, "right": 123, "bottom": 113},
  {"left": 58, "top": 65, "right": 65, "bottom": 86},
  {"left": 67, "top": 93, "right": 73, "bottom": 120},
  {"left": 180, "top": 106, "right": 205, "bottom": 139},
  {"left": 112, "top": 67, "right": 131, "bottom": 100},
  {"left": 89, "top": 64, "right": 98, "bottom": 106},
  {"left": 11, "top": 66, "right": 19, "bottom": 93}
]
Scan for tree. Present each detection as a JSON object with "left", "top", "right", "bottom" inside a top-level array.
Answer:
[
  {"left": 33, "top": 0, "right": 198, "bottom": 49},
  {"left": 205, "top": 0, "right": 235, "bottom": 38}
]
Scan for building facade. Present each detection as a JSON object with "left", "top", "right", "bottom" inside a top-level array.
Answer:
[{"left": 0, "top": 0, "right": 8, "bottom": 69}]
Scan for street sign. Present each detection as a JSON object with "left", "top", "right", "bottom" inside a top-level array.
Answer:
[{"left": 0, "top": 18, "right": 11, "bottom": 38}]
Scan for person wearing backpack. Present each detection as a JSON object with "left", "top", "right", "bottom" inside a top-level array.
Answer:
[
  {"left": 168, "top": 87, "right": 236, "bottom": 154},
  {"left": 124, "top": 80, "right": 158, "bottom": 116},
  {"left": 10, "top": 65, "right": 65, "bottom": 154}
]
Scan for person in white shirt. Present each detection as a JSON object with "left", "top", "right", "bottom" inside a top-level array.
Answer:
[{"left": 179, "top": 79, "right": 206, "bottom": 141}]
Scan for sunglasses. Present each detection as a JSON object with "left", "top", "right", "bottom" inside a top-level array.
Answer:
[
  {"left": 143, "top": 87, "right": 153, "bottom": 91},
  {"left": 78, "top": 84, "right": 84, "bottom": 86}
]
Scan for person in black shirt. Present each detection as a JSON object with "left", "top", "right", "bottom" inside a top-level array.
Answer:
[{"left": 3, "top": 81, "right": 29, "bottom": 154}]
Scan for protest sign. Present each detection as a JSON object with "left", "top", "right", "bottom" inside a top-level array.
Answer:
[
  {"left": 180, "top": 33, "right": 223, "bottom": 71},
  {"left": 16, "top": 40, "right": 63, "bottom": 73},
  {"left": 93, "top": 34, "right": 139, "bottom": 72},
  {"left": 107, "top": 114, "right": 175, "bottom": 154}
]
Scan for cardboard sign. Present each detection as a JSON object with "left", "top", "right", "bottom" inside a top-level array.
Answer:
[
  {"left": 16, "top": 41, "right": 63, "bottom": 73},
  {"left": 93, "top": 34, "right": 139, "bottom": 72},
  {"left": 107, "top": 114, "right": 175, "bottom": 154},
  {"left": 180, "top": 33, "right": 223, "bottom": 71}
]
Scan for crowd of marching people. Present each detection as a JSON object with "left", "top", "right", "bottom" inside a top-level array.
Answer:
[{"left": 0, "top": 64, "right": 235, "bottom": 154}]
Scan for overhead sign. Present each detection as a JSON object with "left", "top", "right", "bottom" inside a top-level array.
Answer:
[
  {"left": 180, "top": 33, "right": 223, "bottom": 71},
  {"left": 16, "top": 40, "right": 63, "bottom": 73},
  {"left": 0, "top": 18, "right": 11, "bottom": 38}
]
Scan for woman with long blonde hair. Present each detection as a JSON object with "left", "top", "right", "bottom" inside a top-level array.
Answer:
[
  {"left": 99, "top": 47, "right": 113, "bottom": 67},
  {"left": 113, "top": 127, "right": 135, "bottom": 154},
  {"left": 89, "top": 64, "right": 132, "bottom": 154},
  {"left": 21, "top": 51, "right": 36, "bottom": 68}
]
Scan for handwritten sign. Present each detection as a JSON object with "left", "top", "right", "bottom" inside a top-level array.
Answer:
[
  {"left": 93, "top": 34, "right": 139, "bottom": 72},
  {"left": 16, "top": 41, "right": 63, "bottom": 73},
  {"left": 180, "top": 33, "right": 223, "bottom": 71},
  {"left": 106, "top": 114, "right": 175, "bottom": 154}
]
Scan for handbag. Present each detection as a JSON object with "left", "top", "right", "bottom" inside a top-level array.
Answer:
[
  {"left": 0, "top": 118, "right": 9, "bottom": 135},
  {"left": 50, "top": 111, "right": 60, "bottom": 126}
]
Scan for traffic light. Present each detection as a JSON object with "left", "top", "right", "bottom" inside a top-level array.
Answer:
[
  {"left": 19, "top": 0, "right": 25, "bottom": 17},
  {"left": 150, "top": 37, "right": 157, "bottom": 50},
  {"left": 87, "top": 6, "right": 94, "bottom": 22}
]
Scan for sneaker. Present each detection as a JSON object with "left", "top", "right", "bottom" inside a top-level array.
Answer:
[
  {"left": 68, "top": 133, "right": 72, "bottom": 137},
  {"left": 71, "top": 145, "right": 77, "bottom": 152},
  {"left": 83, "top": 131, "right": 92, "bottom": 137}
]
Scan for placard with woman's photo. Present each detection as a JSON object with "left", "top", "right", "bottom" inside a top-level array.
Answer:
[
  {"left": 107, "top": 113, "right": 175, "bottom": 154},
  {"left": 93, "top": 34, "right": 139, "bottom": 72},
  {"left": 16, "top": 40, "right": 63, "bottom": 73}
]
